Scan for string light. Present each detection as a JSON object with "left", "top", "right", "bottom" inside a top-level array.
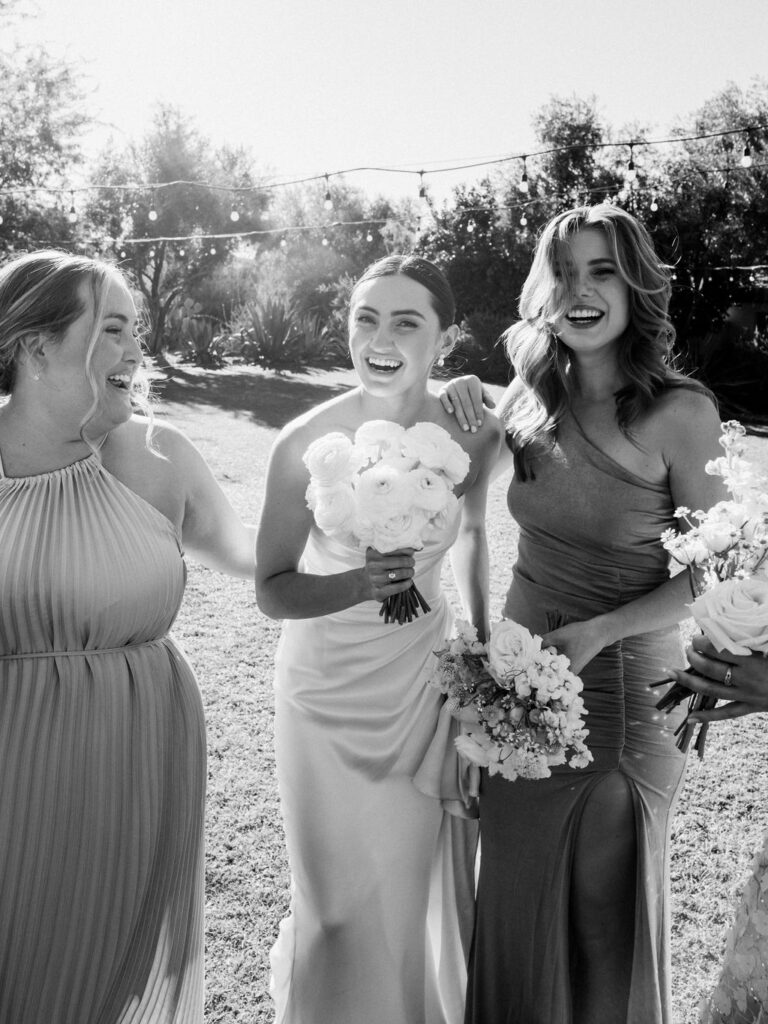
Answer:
[
  {"left": 650, "top": 194, "right": 659, "bottom": 211},
  {"left": 67, "top": 191, "right": 77, "bottom": 224},
  {"left": 467, "top": 218, "right": 476, "bottom": 233},
  {"left": 148, "top": 191, "right": 158, "bottom": 221},
  {"left": 519, "top": 213, "right": 528, "bottom": 226},
  {"left": 323, "top": 174, "right": 333, "bottom": 210},
  {"left": 230, "top": 204, "right": 240, "bottom": 222},
  {"left": 625, "top": 144, "right": 637, "bottom": 183},
  {"left": 279, "top": 236, "right": 287, "bottom": 248},
  {"left": 741, "top": 143, "right": 753, "bottom": 168},
  {"left": 419, "top": 171, "right": 427, "bottom": 200},
  {"left": 518, "top": 156, "right": 529, "bottom": 194},
  {"left": 366, "top": 229, "right": 373, "bottom": 242},
  {"left": 321, "top": 233, "right": 329, "bottom": 246}
]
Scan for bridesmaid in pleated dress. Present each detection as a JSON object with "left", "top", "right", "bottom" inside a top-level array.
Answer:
[
  {"left": 0, "top": 251, "right": 256, "bottom": 1023},
  {"left": 440, "top": 204, "right": 728, "bottom": 1023}
]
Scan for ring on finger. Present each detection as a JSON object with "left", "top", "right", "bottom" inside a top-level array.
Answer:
[
  {"left": 387, "top": 570, "right": 397, "bottom": 581},
  {"left": 723, "top": 666, "right": 734, "bottom": 687}
]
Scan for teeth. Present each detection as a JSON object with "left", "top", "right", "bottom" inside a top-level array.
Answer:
[
  {"left": 107, "top": 374, "right": 131, "bottom": 388},
  {"left": 567, "top": 308, "right": 602, "bottom": 321},
  {"left": 368, "top": 357, "right": 402, "bottom": 368}
]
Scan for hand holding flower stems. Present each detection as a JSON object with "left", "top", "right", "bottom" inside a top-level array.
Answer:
[
  {"left": 665, "top": 635, "right": 768, "bottom": 721},
  {"left": 653, "top": 421, "right": 768, "bottom": 757}
]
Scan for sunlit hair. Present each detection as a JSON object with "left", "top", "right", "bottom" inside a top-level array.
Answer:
[
  {"left": 0, "top": 250, "right": 152, "bottom": 447},
  {"left": 351, "top": 254, "right": 456, "bottom": 331},
  {"left": 503, "top": 204, "right": 712, "bottom": 479}
]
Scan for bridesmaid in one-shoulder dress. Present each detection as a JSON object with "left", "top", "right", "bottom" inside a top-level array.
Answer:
[
  {"left": 256, "top": 255, "right": 502, "bottom": 1024},
  {"left": 0, "top": 251, "right": 255, "bottom": 1023},
  {"left": 441, "top": 204, "right": 727, "bottom": 1024}
]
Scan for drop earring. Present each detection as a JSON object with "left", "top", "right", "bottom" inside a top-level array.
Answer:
[{"left": 437, "top": 355, "right": 445, "bottom": 367}]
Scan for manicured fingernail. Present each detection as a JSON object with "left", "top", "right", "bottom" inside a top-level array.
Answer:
[
  {"left": 462, "top": 424, "right": 469, "bottom": 431},
  {"left": 470, "top": 425, "right": 477, "bottom": 433},
  {"left": 476, "top": 419, "right": 482, "bottom": 427}
]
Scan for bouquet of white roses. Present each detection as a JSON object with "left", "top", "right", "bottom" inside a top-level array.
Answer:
[
  {"left": 303, "top": 420, "right": 470, "bottom": 624},
  {"left": 655, "top": 420, "right": 768, "bottom": 756},
  {"left": 429, "top": 618, "right": 592, "bottom": 781}
]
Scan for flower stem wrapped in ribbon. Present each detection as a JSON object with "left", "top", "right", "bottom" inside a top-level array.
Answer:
[
  {"left": 303, "top": 420, "right": 470, "bottom": 625},
  {"left": 653, "top": 421, "right": 768, "bottom": 757},
  {"left": 429, "top": 619, "right": 593, "bottom": 781}
]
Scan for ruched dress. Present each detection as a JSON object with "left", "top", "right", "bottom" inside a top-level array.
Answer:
[
  {"left": 0, "top": 452, "right": 206, "bottom": 1024},
  {"left": 465, "top": 415, "right": 689, "bottom": 1024},
  {"left": 270, "top": 501, "right": 477, "bottom": 1024}
]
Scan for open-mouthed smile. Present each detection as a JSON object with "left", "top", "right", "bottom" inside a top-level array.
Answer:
[
  {"left": 565, "top": 306, "right": 604, "bottom": 328},
  {"left": 107, "top": 373, "right": 132, "bottom": 391},
  {"left": 366, "top": 356, "right": 403, "bottom": 374}
]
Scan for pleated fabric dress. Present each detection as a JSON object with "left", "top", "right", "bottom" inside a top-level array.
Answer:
[
  {"left": 465, "top": 414, "right": 689, "bottom": 1024},
  {"left": 270, "top": 502, "right": 478, "bottom": 1024},
  {"left": 0, "top": 452, "right": 206, "bottom": 1024}
]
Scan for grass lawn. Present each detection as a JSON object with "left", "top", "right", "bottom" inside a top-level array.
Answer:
[{"left": 153, "top": 361, "right": 767, "bottom": 1023}]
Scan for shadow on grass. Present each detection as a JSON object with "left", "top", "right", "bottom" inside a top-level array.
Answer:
[{"left": 151, "top": 365, "right": 353, "bottom": 431}]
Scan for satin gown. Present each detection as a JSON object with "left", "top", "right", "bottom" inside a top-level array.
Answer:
[
  {"left": 465, "top": 416, "right": 689, "bottom": 1024},
  {"left": 0, "top": 452, "right": 206, "bottom": 1024},
  {"left": 271, "top": 502, "right": 477, "bottom": 1024}
]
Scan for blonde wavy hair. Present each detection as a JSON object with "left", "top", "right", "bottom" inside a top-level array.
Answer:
[
  {"left": 503, "top": 203, "right": 711, "bottom": 479},
  {"left": 0, "top": 250, "right": 152, "bottom": 445}
]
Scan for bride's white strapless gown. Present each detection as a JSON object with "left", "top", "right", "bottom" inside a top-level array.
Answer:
[{"left": 270, "top": 504, "right": 477, "bottom": 1024}]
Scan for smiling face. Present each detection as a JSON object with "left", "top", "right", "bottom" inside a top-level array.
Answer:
[
  {"left": 40, "top": 274, "right": 142, "bottom": 437},
  {"left": 553, "top": 227, "right": 631, "bottom": 357},
  {"left": 348, "top": 274, "right": 449, "bottom": 401}
]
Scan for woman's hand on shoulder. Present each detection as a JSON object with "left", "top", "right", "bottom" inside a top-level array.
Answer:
[{"left": 438, "top": 375, "right": 496, "bottom": 433}]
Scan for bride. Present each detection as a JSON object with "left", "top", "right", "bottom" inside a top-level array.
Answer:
[{"left": 255, "top": 254, "right": 501, "bottom": 1024}]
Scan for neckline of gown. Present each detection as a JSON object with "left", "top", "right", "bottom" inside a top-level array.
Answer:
[
  {"left": 566, "top": 408, "right": 667, "bottom": 493},
  {"left": 0, "top": 449, "right": 101, "bottom": 482}
]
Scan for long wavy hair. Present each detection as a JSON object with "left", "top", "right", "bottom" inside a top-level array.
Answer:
[
  {"left": 503, "top": 204, "right": 712, "bottom": 479},
  {"left": 0, "top": 250, "right": 152, "bottom": 444}
]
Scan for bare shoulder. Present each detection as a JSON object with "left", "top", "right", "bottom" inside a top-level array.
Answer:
[
  {"left": 269, "top": 391, "right": 358, "bottom": 466},
  {"left": 646, "top": 386, "right": 721, "bottom": 463}
]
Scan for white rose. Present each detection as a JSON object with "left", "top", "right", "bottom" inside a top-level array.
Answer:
[
  {"left": 696, "top": 520, "right": 740, "bottom": 555},
  {"left": 353, "top": 420, "right": 406, "bottom": 463},
  {"left": 303, "top": 432, "right": 358, "bottom": 486},
  {"left": 355, "top": 464, "right": 416, "bottom": 519},
  {"left": 402, "top": 422, "right": 471, "bottom": 486},
  {"left": 488, "top": 619, "right": 542, "bottom": 680},
  {"left": 310, "top": 483, "right": 357, "bottom": 534},
  {"left": 408, "top": 466, "right": 450, "bottom": 512},
  {"left": 454, "top": 731, "right": 492, "bottom": 767},
  {"left": 690, "top": 576, "right": 768, "bottom": 655}
]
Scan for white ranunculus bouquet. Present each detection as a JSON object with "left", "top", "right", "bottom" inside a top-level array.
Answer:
[
  {"left": 429, "top": 619, "right": 592, "bottom": 781},
  {"left": 655, "top": 421, "right": 768, "bottom": 755},
  {"left": 303, "top": 420, "right": 470, "bottom": 625}
]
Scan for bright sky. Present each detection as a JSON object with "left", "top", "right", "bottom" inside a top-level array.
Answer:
[{"left": 11, "top": 0, "right": 768, "bottom": 201}]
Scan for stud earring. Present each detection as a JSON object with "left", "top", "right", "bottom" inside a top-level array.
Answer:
[
  {"left": 32, "top": 369, "right": 41, "bottom": 381},
  {"left": 437, "top": 355, "right": 445, "bottom": 367}
]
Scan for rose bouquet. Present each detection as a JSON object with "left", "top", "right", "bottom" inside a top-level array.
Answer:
[
  {"left": 303, "top": 420, "right": 470, "bottom": 625},
  {"left": 429, "top": 618, "right": 593, "bottom": 781},
  {"left": 655, "top": 420, "right": 768, "bottom": 756}
]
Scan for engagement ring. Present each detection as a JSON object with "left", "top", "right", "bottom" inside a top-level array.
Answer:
[
  {"left": 723, "top": 666, "right": 734, "bottom": 686},
  {"left": 388, "top": 571, "right": 397, "bottom": 580}
]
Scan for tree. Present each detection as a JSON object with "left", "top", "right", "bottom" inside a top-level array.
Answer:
[
  {"left": 0, "top": 2, "right": 90, "bottom": 251},
  {"left": 86, "top": 105, "right": 270, "bottom": 353}
]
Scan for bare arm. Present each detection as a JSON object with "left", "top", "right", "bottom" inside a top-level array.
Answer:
[
  {"left": 254, "top": 425, "right": 415, "bottom": 620},
  {"left": 155, "top": 428, "right": 257, "bottom": 579},
  {"left": 449, "top": 418, "right": 503, "bottom": 641}
]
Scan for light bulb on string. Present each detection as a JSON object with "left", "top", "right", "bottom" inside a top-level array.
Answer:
[
  {"left": 518, "top": 156, "right": 529, "bottom": 194},
  {"left": 418, "top": 171, "right": 427, "bottom": 200},
  {"left": 179, "top": 247, "right": 186, "bottom": 257},
  {"left": 519, "top": 213, "right": 528, "bottom": 226},
  {"left": 67, "top": 191, "right": 78, "bottom": 224},
  {"left": 230, "top": 206, "right": 240, "bottom": 223},
  {"left": 741, "top": 144, "right": 752, "bottom": 168},
  {"left": 625, "top": 144, "right": 637, "bottom": 183},
  {"left": 148, "top": 191, "right": 158, "bottom": 222},
  {"left": 366, "top": 229, "right": 373, "bottom": 243},
  {"left": 119, "top": 249, "right": 127, "bottom": 259},
  {"left": 260, "top": 209, "right": 270, "bottom": 221},
  {"left": 322, "top": 233, "right": 329, "bottom": 246},
  {"left": 650, "top": 194, "right": 659, "bottom": 212},
  {"left": 148, "top": 248, "right": 156, "bottom": 259},
  {"left": 210, "top": 245, "right": 217, "bottom": 255},
  {"left": 323, "top": 175, "right": 333, "bottom": 210},
  {"left": 467, "top": 218, "right": 476, "bottom": 233},
  {"left": 280, "top": 236, "right": 287, "bottom": 248}
]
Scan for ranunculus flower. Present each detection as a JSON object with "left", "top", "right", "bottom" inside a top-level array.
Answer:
[
  {"left": 369, "top": 511, "right": 429, "bottom": 552},
  {"left": 303, "top": 432, "right": 358, "bottom": 486},
  {"left": 408, "top": 466, "right": 450, "bottom": 512},
  {"left": 402, "top": 422, "right": 470, "bottom": 486},
  {"left": 353, "top": 420, "right": 406, "bottom": 463},
  {"left": 356, "top": 464, "right": 416, "bottom": 518},
  {"left": 488, "top": 619, "right": 542, "bottom": 680},
  {"left": 309, "top": 483, "right": 356, "bottom": 534},
  {"left": 697, "top": 520, "right": 740, "bottom": 554},
  {"left": 689, "top": 576, "right": 768, "bottom": 655}
]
